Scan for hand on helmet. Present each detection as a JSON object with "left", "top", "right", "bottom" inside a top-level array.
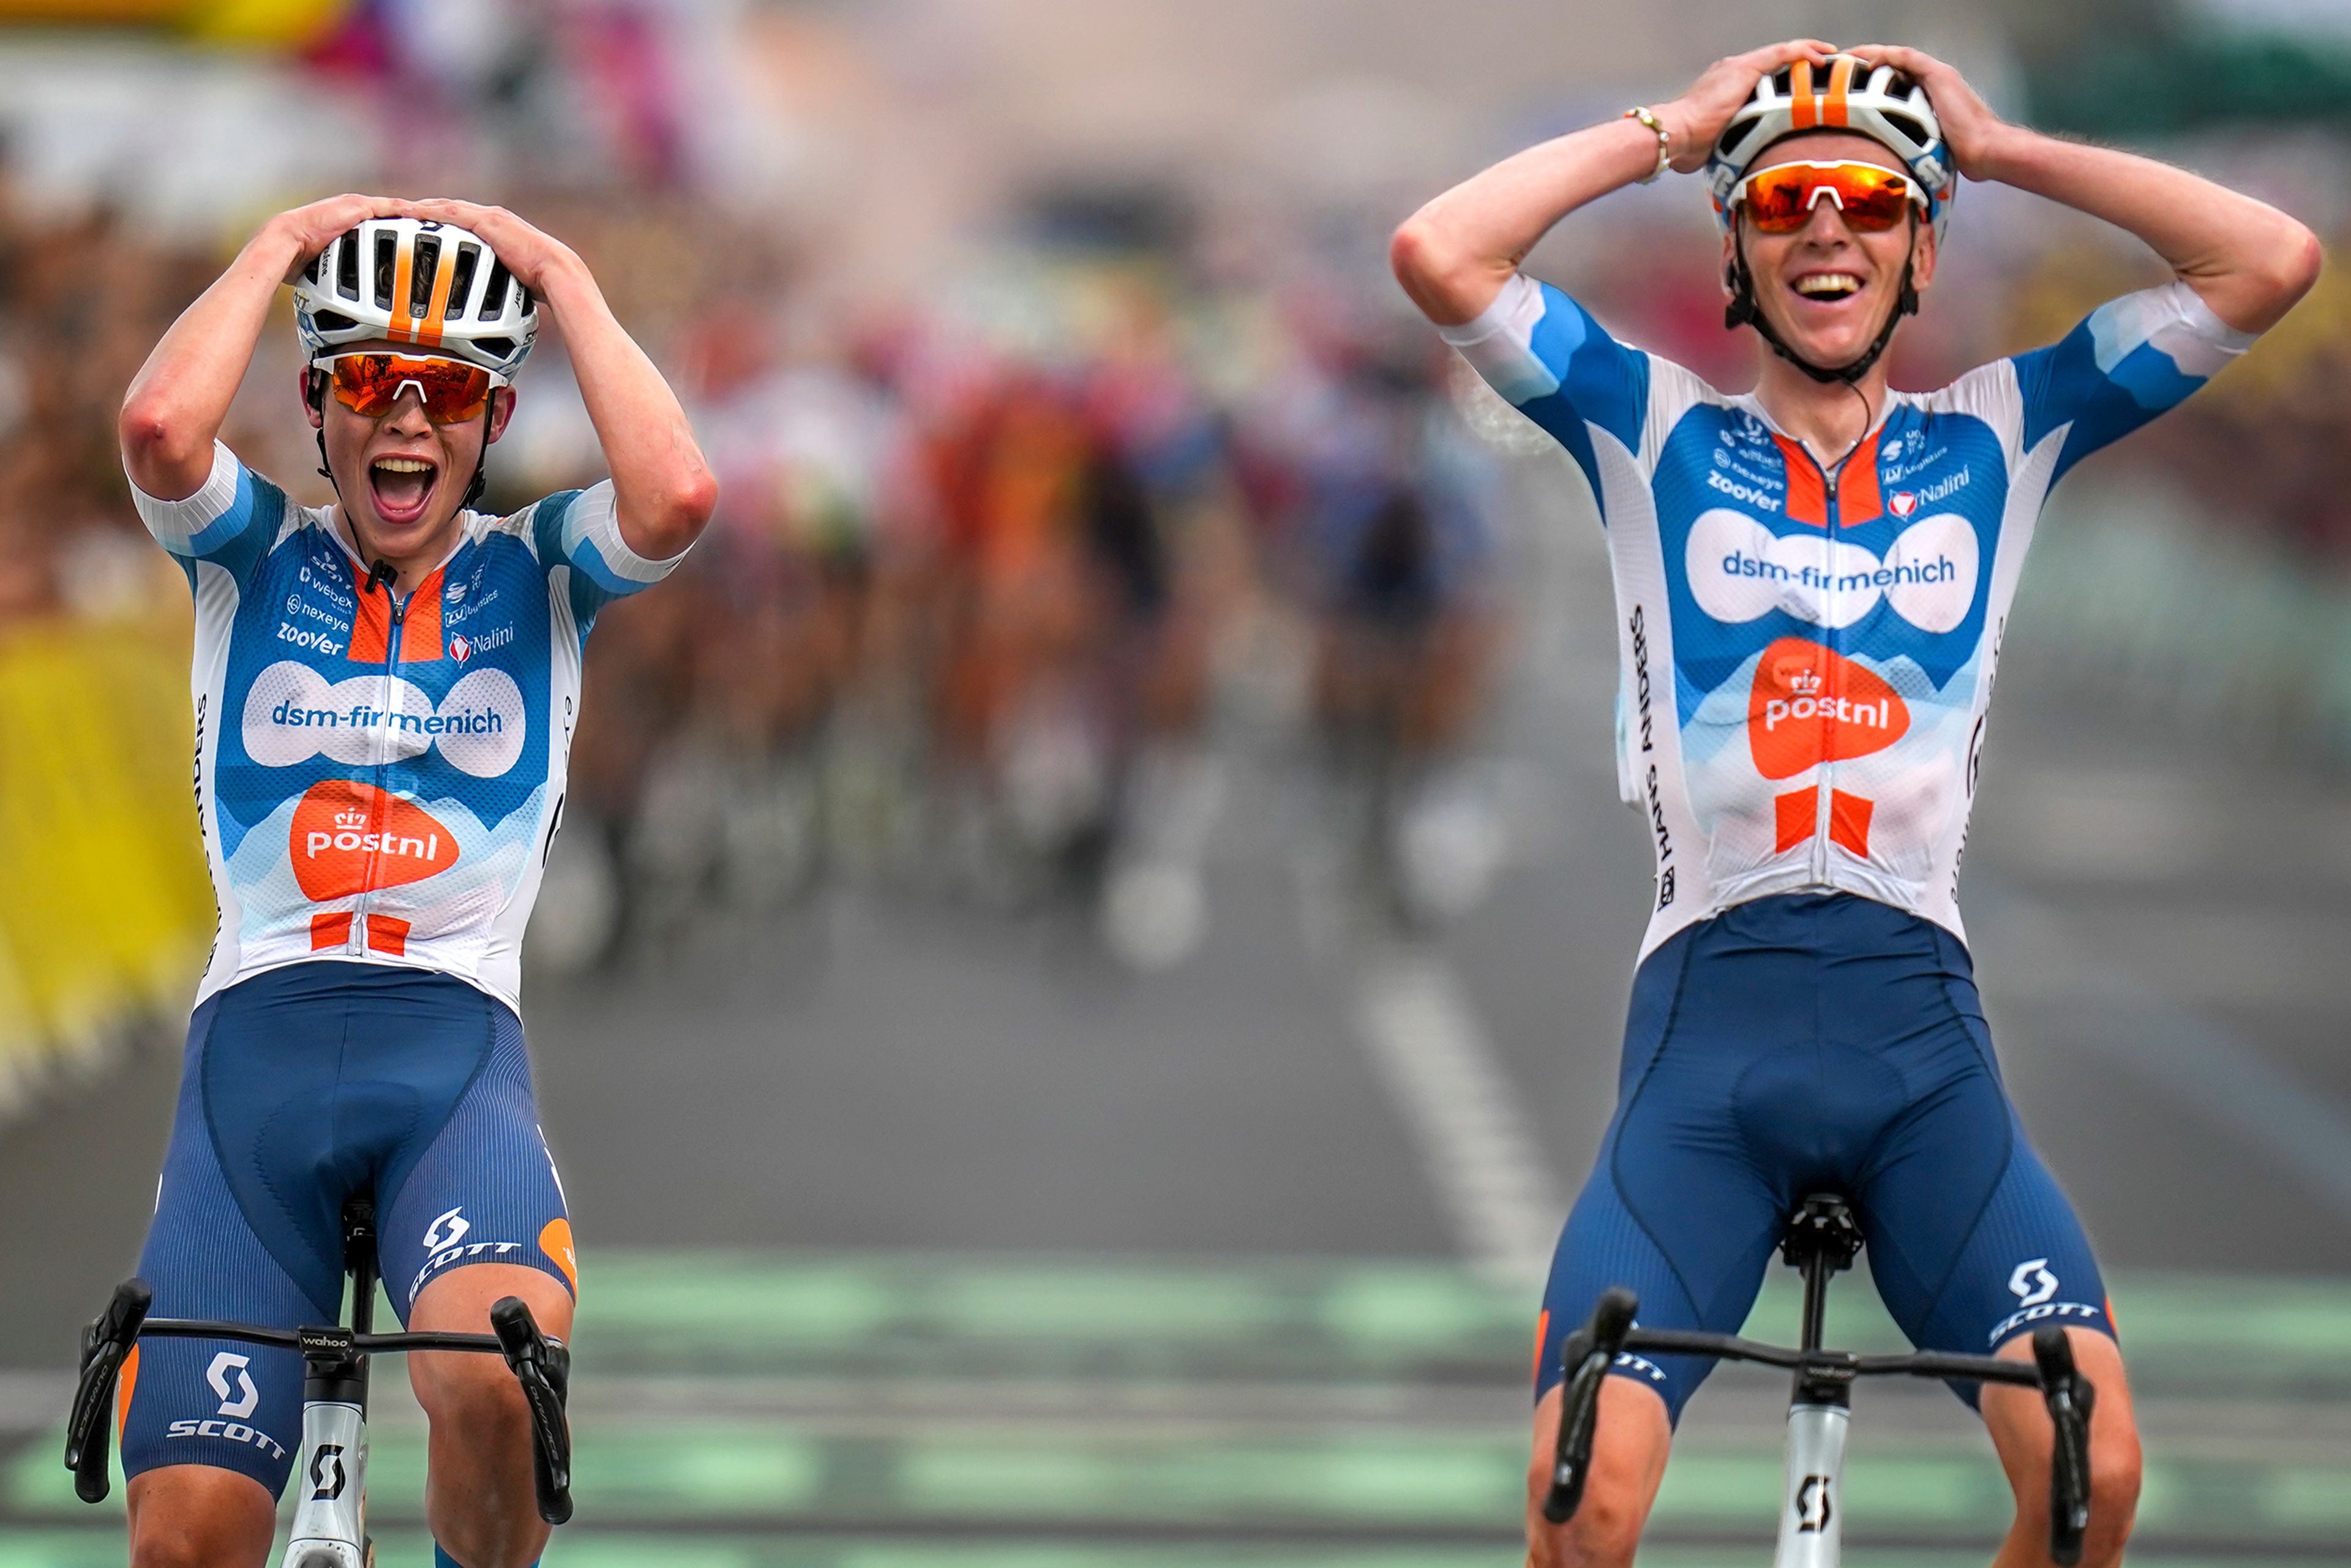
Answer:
[
  {"left": 397, "top": 199, "right": 583, "bottom": 296},
  {"left": 267, "top": 194, "right": 407, "bottom": 283},
  {"left": 1847, "top": 45, "right": 2009, "bottom": 180},
  {"left": 1659, "top": 39, "right": 1838, "bottom": 173}
]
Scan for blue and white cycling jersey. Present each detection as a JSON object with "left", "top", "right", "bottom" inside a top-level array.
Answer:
[
  {"left": 1442, "top": 274, "right": 2254, "bottom": 959},
  {"left": 135, "top": 443, "right": 681, "bottom": 1010}
]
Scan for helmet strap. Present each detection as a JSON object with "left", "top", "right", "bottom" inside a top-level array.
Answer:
[{"left": 1724, "top": 224, "right": 1920, "bottom": 388}]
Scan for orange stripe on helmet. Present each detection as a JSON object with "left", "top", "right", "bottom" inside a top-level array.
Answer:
[
  {"left": 1790, "top": 60, "right": 1817, "bottom": 129},
  {"left": 389, "top": 232, "right": 418, "bottom": 345},
  {"left": 418, "top": 247, "right": 457, "bottom": 349},
  {"left": 1825, "top": 56, "right": 1854, "bottom": 126}
]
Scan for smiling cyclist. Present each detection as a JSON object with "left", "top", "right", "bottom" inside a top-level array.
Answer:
[
  {"left": 113, "top": 193, "right": 716, "bottom": 1568},
  {"left": 1392, "top": 39, "right": 2319, "bottom": 1568}
]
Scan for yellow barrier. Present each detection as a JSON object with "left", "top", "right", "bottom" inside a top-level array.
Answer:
[{"left": 0, "top": 615, "right": 214, "bottom": 1099}]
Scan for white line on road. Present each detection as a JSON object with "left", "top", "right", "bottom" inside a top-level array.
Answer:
[{"left": 1353, "top": 947, "right": 1565, "bottom": 1291}]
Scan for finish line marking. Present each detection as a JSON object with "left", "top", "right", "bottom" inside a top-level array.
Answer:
[{"left": 1353, "top": 948, "right": 1565, "bottom": 1291}]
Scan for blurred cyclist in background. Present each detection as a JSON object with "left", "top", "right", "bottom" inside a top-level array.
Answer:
[
  {"left": 1393, "top": 39, "right": 2318, "bottom": 1568},
  {"left": 1280, "top": 324, "right": 1504, "bottom": 931},
  {"left": 113, "top": 194, "right": 716, "bottom": 1568}
]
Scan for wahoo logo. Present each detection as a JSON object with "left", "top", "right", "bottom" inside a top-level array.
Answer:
[
  {"left": 1748, "top": 639, "right": 1910, "bottom": 779},
  {"left": 243, "top": 661, "right": 524, "bottom": 778},
  {"left": 288, "top": 781, "right": 457, "bottom": 899},
  {"left": 1687, "top": 508, "right": 1979, "bottom": 634}
]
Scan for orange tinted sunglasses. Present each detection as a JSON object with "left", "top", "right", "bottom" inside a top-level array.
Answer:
[
  {"left": 1736, "top": 162, "right": 1924, "bottom": 235},
  {"left": 314, "top": 353, "right": 506, "bottom": 424}
]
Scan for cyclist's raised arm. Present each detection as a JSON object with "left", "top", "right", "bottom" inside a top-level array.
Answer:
[
  {"left": 405, "top": 198, "right": 718, "bottom": 564},
  {"left": 1852, "top": 44, "right": 2322, "bottom": 334},
  {"left": 119, "top": 193, "right": 403, "bottom": 501},
  {"left": 1389, "top": 38, "right": 1833, "bottom": 324}
]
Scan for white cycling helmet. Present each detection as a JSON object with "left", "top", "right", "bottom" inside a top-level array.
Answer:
[
  {"left": 294, "top": 217, "right": 537, "bottom": 380},
  {"left": 1706, "top": 54, "right": 1955, "bottom": 246}
]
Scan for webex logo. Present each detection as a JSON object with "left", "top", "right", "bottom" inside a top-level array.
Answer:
[{"left": 242, "top": 661, "right": 523, "bottom": 778}]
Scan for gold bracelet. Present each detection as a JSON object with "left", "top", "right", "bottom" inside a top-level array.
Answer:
[{"left": 1623, "top": 106, "right": 1672, "bottom": 184}]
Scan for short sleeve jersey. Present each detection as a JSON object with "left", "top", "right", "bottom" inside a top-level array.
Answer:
[
  {"left": 1442, "top": 274, "right": 2254, "bottom": 959},
  {"left": 135, "top": 445, "right": 684, "bottom": 1009}
]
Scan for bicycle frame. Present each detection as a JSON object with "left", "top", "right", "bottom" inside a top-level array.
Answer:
[
  {"left": 1542, "top": 1195, "right": 2098, "bottom": 1568},
  {"left": 62, "top": 1199, "right": 572, "bottom": 1567}
]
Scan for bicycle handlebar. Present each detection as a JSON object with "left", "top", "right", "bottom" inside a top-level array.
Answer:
[
  {"left": 1540, "top": 1291, "right": 2098, "bottom": 1563},
  {"left": 490, "top": 1296, "right": 574, "bottom": 1525},
  {"left": 62, "top": 1278, "right": 574, "bottom": 1526}
]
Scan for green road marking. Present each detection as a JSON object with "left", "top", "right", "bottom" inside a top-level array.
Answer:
[
  {"left": 568, "top": 1251, "right": 2351, "bottom": 1395},
  {"left": 0, "top": 1534, "right": 2319, "bottom": 1568},
  {"left": 12, "top": 1420, "right": 2346, "bottom": 1544},
  {"left": 10, "top": 1251, "right": 2349, "bottom": 1555}
]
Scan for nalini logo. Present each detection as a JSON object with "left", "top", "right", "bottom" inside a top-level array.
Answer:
[
  {"left": 243, "top": 660, "right": 523, "bottom": 778},
  {"left": 447, "top": 624, "right": 512, "bottom": 664},
  {"left": 288, "top": 780, "right": 458, "bottom": 899}
]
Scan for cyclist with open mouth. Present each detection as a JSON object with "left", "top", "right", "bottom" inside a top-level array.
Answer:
[
  {"left": 113, "top": 194, "right": 716, "bottom": 1567},
  {"left": 1392, "top": 40, "right": 2317, "bottom": 1568}
]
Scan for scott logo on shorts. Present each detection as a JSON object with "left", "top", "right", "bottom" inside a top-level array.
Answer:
[
  {"left": 165, "top": 1351, "right": 288, "bottom": 1460},
  {"left": 1988, "top": 1258, "right": 2103, "bottom": 1346},
  {"left": 410, "top": 1204, "right": 525, "bottom": 1300}
]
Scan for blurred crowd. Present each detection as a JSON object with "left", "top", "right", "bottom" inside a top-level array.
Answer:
[{"left": 5, "top": 63, "right": 2349, "bottom": 967}]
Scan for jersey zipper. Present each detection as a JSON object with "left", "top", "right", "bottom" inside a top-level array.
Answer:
[
  {"left": 1816, "top": 452, "right": 1837, "bottom": 885},
  {"left": 348, "top": 585, "right": 407, "bottom": 955}
]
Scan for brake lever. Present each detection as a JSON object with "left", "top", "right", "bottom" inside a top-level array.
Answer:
[
  {"left": 2031, "top": 1326, "right": 2096, "bottom": 1567},
  {"left": 1540, "top": 1286, "right": 1638, "bottom": 1525},
  {"left": 489, "top": 1296, "right": 574, "bottom": 1526},
  {"left": 63, "top": 1280, "right": 152, "bottom": 1504}
]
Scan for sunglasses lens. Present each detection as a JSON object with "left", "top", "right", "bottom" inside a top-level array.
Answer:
[
  {"left": 1742, "top": 169, "right": 1815, "bottom": 233},
  {"left": 1739, "top": 165, "right": 1914, "bottom": 234},
  {"left": 327, "top": 356, "right": 495, "bottom": 423}
]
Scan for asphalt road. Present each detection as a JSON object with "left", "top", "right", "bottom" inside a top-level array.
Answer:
[{"left": 2, "top": 452, "right": 2347, "bottom": 1564}]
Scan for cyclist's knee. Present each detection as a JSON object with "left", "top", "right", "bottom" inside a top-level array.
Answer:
[
  {"left": 126, "top": 1466, "right": 276, "bottom": 1568},
  {"left": 413, "top": 1343, "right": 533, "bottom": 1438},
  {"left": 1523, "top": 1378, "right": 1671, "bottom": 1568}
]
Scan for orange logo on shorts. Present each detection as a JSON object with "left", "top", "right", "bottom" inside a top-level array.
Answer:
[
  {"left": 289, "top": 780, "right": 457, "bottom": 899},
  {"left": 539, "top": 1218, "right": 579, "bottom": 1296},
  {"left": 1748, "top": 638, "right": 1909, "bottom": 780}
]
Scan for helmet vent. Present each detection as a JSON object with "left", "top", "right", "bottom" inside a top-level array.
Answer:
[
  {"left": 336, "top": 236, "right": 361, "bottom": 301},
  {"left": 302, "top": 253, "right": 323, "bottom": 285},
  {"left": 410, "top": 234, "right": 442, "bottom": 317},
  {"left": 311, "top": 309, "right": 356, "bottom": 334},
  {"left": 1717, "top": 119, "right": 1760, "bottom": 158},
  {"left": 372, "top": 231, "right": 398, "bottom": 312},
  {"left": 448, "top": 243, "right": 481, "bottom": 320},
  {"left": 1880, "top": 112, "right": 1928, "bottom": 148},
  {"left": 474, "top": 337, "right": 516, "bottom": 362},
  {"left": 482, "top": 258, "right": 514, "bottom": 321}
]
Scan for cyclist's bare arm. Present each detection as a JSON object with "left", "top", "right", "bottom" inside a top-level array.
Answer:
[
  {"left": 119, "top": 193, "right": 407, "bottom": 502},
  {"left": 406, "top": 197, "right": 719, "bottom": 561},
  {"left": 1851, "top": 45, "right": 2319, "bottom": 332},
  {"left": 1389, "top": 39, "right": 1834, "bottom": 325}
]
